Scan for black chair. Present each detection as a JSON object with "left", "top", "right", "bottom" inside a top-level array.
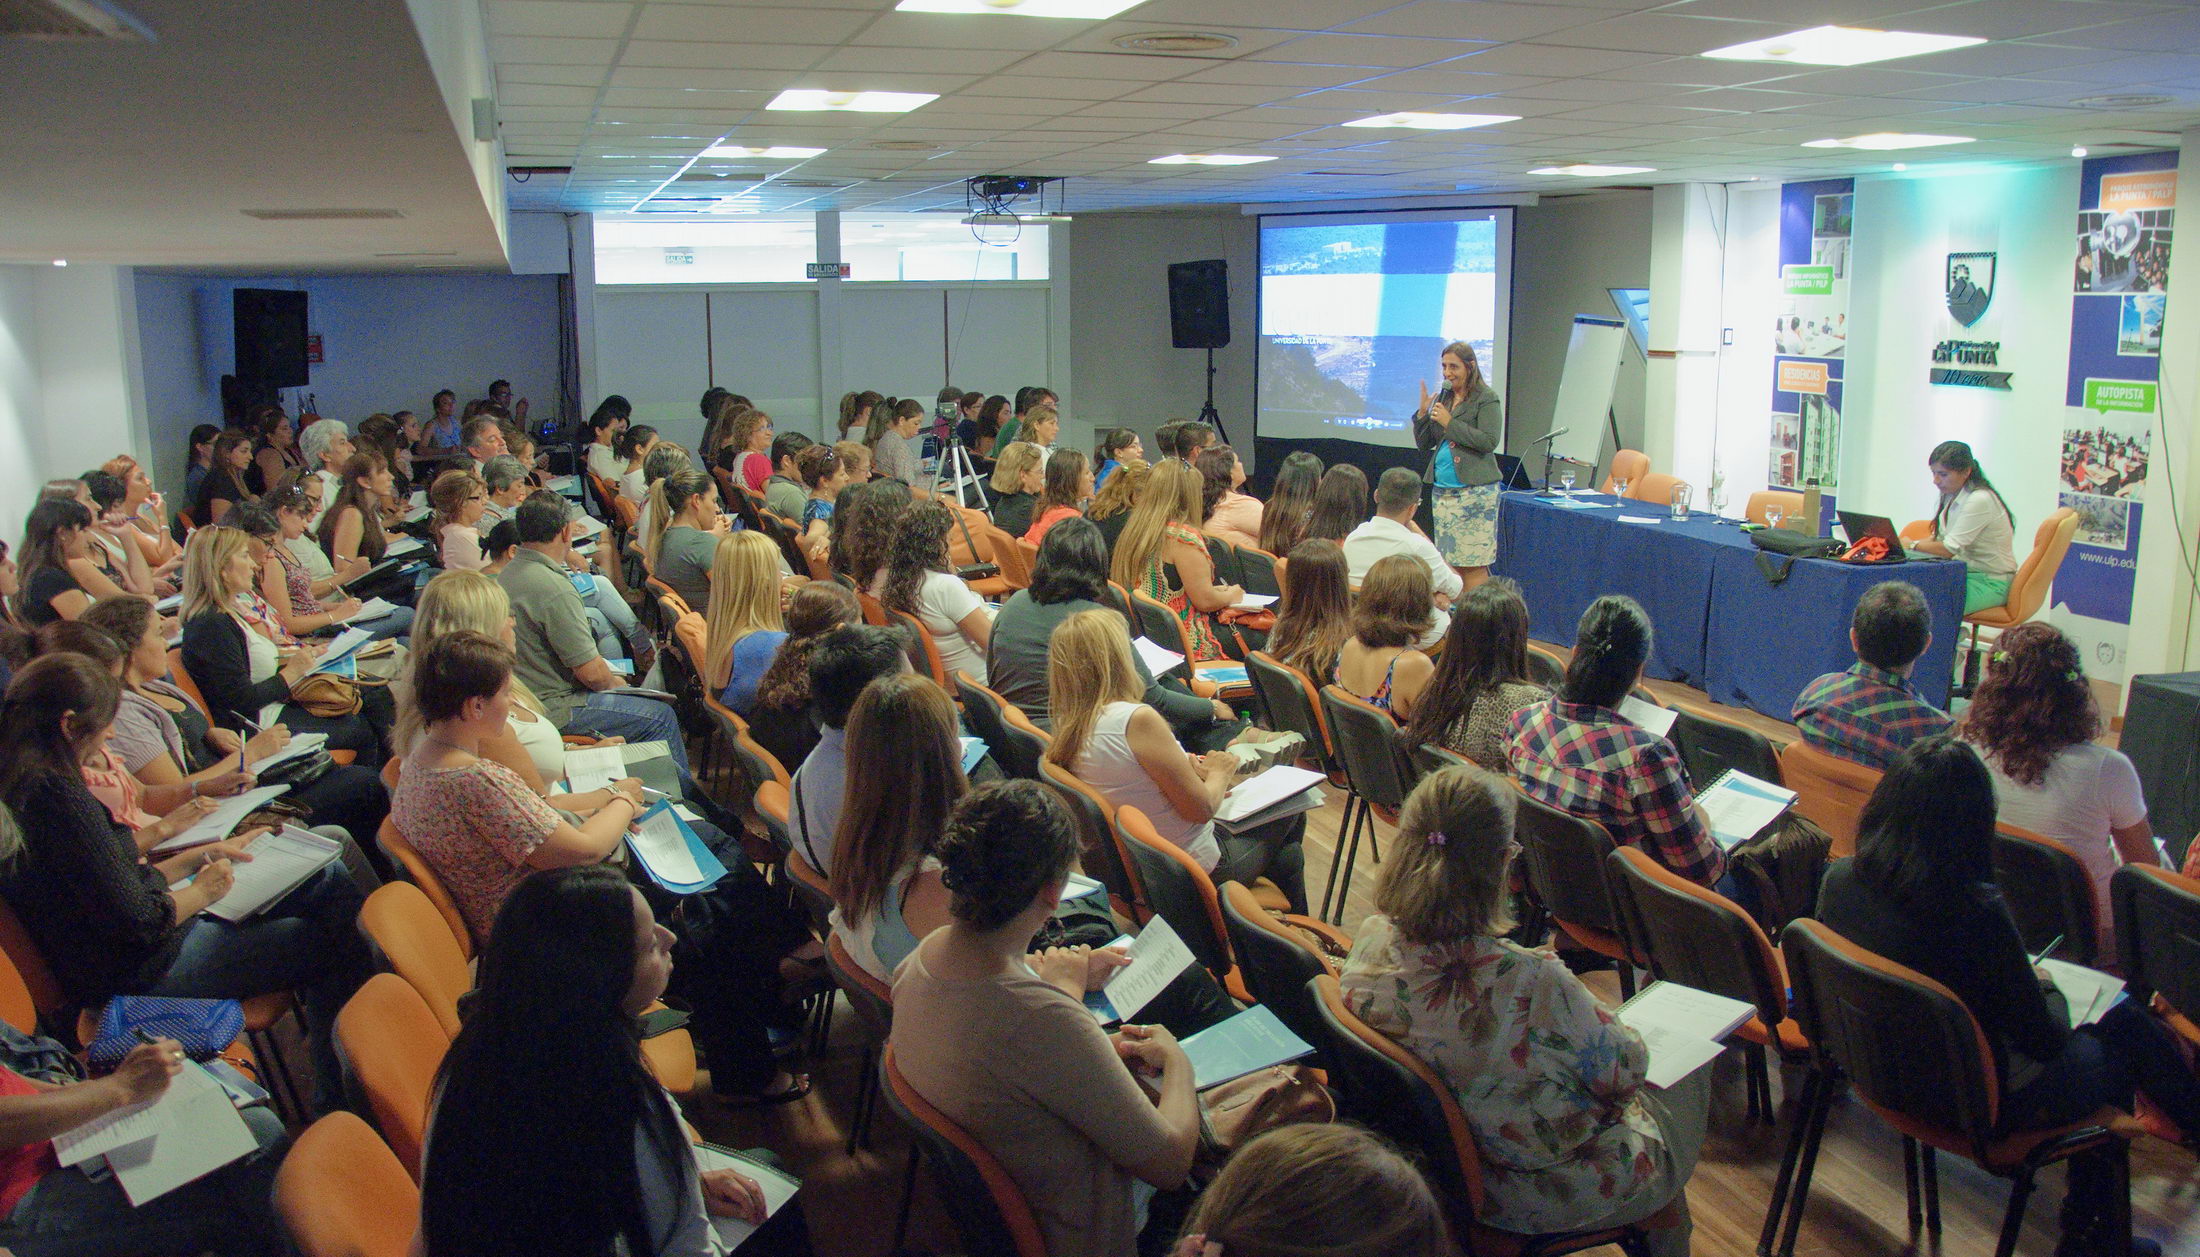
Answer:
[
  {"left": 1525, "top": 644, "right": 1567, "bottom": 691},
  {"left": 1317, "top": 685, "right": 1411, "bottom": 924},
  {"left": 1410, "top": 741, "right": 1474, "bottom": 786},
  {"left": 1234, "top": 544, "right": 1281, "bottom": 600},
  {"left": 1512, "top": 790, "right": 1639, "bottom": 999},
  {"left": 954, "top": 672, "right": 1042, "bottom": 780},
  {"left": 1668, "top": 703, "right": 1783, "bottom": 791},
  {"left": 1204, "top": 534, "right": 1244, "bottom": 588},
  {"left": 1992, "top": 824, "right": 2101, "bottom": 968},
  {"left": 1113, "top": 808, "right": 1240, "bottom": 990},
  {"left": 755, "top": 510, "right": 810, "bottom": 577},
  {"left": 1038, "top": 759, "right": 1139, "bottom": 916},
  {"left": 1218, "top": 881, "right": 1347, "bottom": 1062},
  {"left": 2113, "top": 864, "right": 2200, "bottom": 1054}
]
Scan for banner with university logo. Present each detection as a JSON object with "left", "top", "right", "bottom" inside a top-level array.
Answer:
[
  {"left": 1768, "top": 178, "right": 1853, "bottom": 504},
  {"left": 2055, "top": 151, "right": 2175, "bottom": 678}
]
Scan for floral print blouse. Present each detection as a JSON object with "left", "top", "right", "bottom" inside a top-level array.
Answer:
[{"left": 1338, "top": 913, "right": 1673, "bottom": 1234}]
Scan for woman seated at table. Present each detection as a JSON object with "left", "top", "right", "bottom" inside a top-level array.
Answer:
[
  {"left": 1817, "top": 737, "right": 2200, "bottom": 1254},
  {"left": 1264, "top": 538, "right": 1352, "bottom": 687},
  {"left": 704, "top": 532, "right": 787, "bottom": 715},
  {"left": 1402, "top": 578, "right": 1547, "bottom": 772},
  {"left": 0, "top": 653, "right": 369, "bottom": 1116},
  {"left": 419, "top": 866, "right": 814, "bottom": 1257},
  {"left": 393, "top": 629, "right": 811, "bottom": 1104},
  {"left": 651, "top": 469, "right": 730, "bottom": 609},
  {"left": 178, "top": 526, "right": 390, "bottom": 763},
  {"left": 986, "top": 441, "right": 1046, "bottom": 540},
  {"left": 1959, "top": 622, "right": 2161, "bottom": 959},
  {"left": 1303, "top": 465, "right": 1369, "bottom": 545},
  {"left": 890, "top": 780, "right": 1202, "bottom": 1257},
  {"left": 875, "top": 502, "right": 992, "bottom": 684},
  {"left": 82, "top": 593, "right": 391, "bottom": 852},
  {"left": 1507, "top": 595, "right": 1724, "bottom": 889},
  {"left": 1111, "top": 458, "right": 1244, "bottom": 664},
  {"left": 1047, "top": 608, "right": 1307, "bottom": 913},
  {"left": 1341, "top": 764, "right": 1709, "bottom": 1256},
  {"left": 1332, "top": 555, "right": 1436, "bottom": 722},
  {"left": 1023, "top": 449, "right": 1093, "bottom": 547},
  {"left": 1910, "top": 439, "right": 2018, "bottom": 614},
  {"left": 1197, "top": 445, "right": 1263, "bottom": 551},
  {"left": 1086, "top": 457, "right": 1148, "bottom": 557},
  {"left": 316, "top": 451, "right": 396, "bottom": 570},
  {"left": 431, "top": 467, "right": 492, "bottom": 571}
]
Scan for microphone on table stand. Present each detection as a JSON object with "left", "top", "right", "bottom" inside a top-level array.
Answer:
[{"left": 1531, "top": 428, "right": 1570, "bottom": 497}]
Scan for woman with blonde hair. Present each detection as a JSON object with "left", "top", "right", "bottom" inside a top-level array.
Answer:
[
  {"left": 1340, "top": 764, "right": 1708, "bottom": 1255},
  {"left": 704, "top": 531, "right": 786, "bottom": 711},
  {"left": 1333, "top": 554, "right": 1435, "bottom": 721},
  {"left": 394, "top": 570, "right": 572, "bottom": 791},
  {"left": 1046, "top": 608, "right": 1305, "bottom": 912},
  {"left": 1086, "top": 456, "right": 1148, "bottom": 553},
  {"left": 986, "top": 441, "right": 1045, "bottom": 538},
  {"left": 430, "top": 467, "right": 492, "bottom": 571},
  {"left": 1111, "top": 458, "right": 1243, "bottom": 663},
  {"left": 1172, "top": 1125, "right": 1452, "bottom": 1257}
]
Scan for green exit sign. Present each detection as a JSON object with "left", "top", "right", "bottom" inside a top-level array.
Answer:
[{"left": 1782, "top": 265, "right": 1834, "bottom": 296}]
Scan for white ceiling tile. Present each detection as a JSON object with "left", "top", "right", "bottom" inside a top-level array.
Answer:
[
  {"left": 1530, "top": 12, "right": 1795, "bottom": 55},
  {"left": 810, "top": 45, "right": 1024, "bottom": 75},
  {"left": 1444, "top": 43, "right": 1671, "bottom": 76},
  {"left": 1050, "top": 21, "right": 1303, "bottom": 59},
  {"left": 497, "top": 82, "right": 604, "bottom": 107},
  {"left": 1506, "top": 77, "right": 1689, "bottom": 102},
  {"left": 1763, "top": 67, "right": 1977, "bottom": 97},
  {"left": 1120, "top": 0, "right": 1401, "bottom": 30},
  {"left": 1177, "top": 62, "right": 1376, "bottom": 88},
  {"left": 1340, "top": 2, "right": 1613, "bottom": 43},
  {"left": 844, "top": 11, "right": 1079, "bottom": 51},
  {"left": 488, "top": 35, "right": 622, "bottom": 65},
  {"left": 959, "top": 75, "right": 1133, "bottom": 100},
  {"left": 487, "top": 1, "right": 635, "bottom": 39},
  {"left": 2055, "top": 9, "right": 2200, "bottom": 53},
  {"left": 1006, "top": 50, "right": 1209, "bottom": 81},
  {"left": 1118, "top": 82, "right": 1310, "bottom": 106},
  {"left": 1663, "top": 0, "right": 1949, "bottom": 20},
  {"left": 601, "top": 86, "right": 767, "bottom": 107},
  {"left": 1250, "top": 33, "right": 1494, "bottom": 70},
  {"left": 2042, "top": 51, "right": 2200, "bottom": 85},
  {"left": 499, "top": 63, "right": 616, "bottom": 87},
  {"left": 1883, "top": 0, "right": 2171, "bottom": 42},
  {"left": 618, "top": 40, "right": 826, "bottom": 68},
  {"left": 1071, "top": 100, "right": 1226, "bottom": 120},
  {"left": 630, "top": 4, "right": 874, "bottom": 43},
  {"left": 498, "top": 105, "right": 598, "bottom": 123},
  {"left": 1894, "top": 41, "right": 2121, "bottom": 77}
]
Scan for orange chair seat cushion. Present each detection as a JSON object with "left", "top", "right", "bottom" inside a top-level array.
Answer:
[
  {"left": 1737, "top": 1014, "right": 1811, "bottom": 1056},
  {"left": 1965, "top": 608, "right": 2018, "bottom": 626},
  {"left": 1248, "top": 881, "right": 1291, "bottom": 913},
  {"left": 1863, "top": 1100, "right": 2143, "bottom": 1171},
  {"left": 1469, "top": 1201, "right": 1683, "bottom": 1257},
  {"left": 1554, "top": 921, "right": 1634, "bottom": 965},
  {"left": 2154, "top": 997, "right": 2200, "bottom": 1049},
  {"left": 640, "top": 1016, "right": 698, "bottom": 1093}
]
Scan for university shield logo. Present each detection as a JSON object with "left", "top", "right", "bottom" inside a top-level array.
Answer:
[{"left": 1945, "top": 251, "right": 1995, "bottom": 327}]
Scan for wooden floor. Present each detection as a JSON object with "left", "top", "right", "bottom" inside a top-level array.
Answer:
[{"left": 679, "top": 663, "right": 2195, "bottom": 1257}]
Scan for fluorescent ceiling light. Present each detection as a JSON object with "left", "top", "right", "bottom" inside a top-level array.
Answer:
[
  {"left": 702, "top": 145, "right": 826, "bottom": 159},
  {"left": 896, "top": 0, "right": 1142, "bottom": 16},
  {"left": 1343, "top": 112, "right": 1518, "bottom": 131},
  {"left": 1702, "top": 25, "right": 1985, "bottom": 67},
  {"left": 1802, "top": 132, "right": 1973, "bottom": 150},
  {"left": 962, "top": 213, "right": 1073, "bottom": 225},
  {"left": 1149, "top": 153, "right": 1275, "bottom": 166},
  {"left": 766, "top": 90, "right": 937, "bottom": 113},
  {"left": 1531, "top": 164, "right": 1656, "bottom": 176}
]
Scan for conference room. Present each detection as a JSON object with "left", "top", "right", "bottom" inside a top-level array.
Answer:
[{"left": 5, "top": 1, "right": 2200, "bottom": 1255}]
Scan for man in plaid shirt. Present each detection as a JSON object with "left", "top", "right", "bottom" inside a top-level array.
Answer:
[
  {"left": 1507, "top": 596, "right": 1726, "bottom": 887},
  {"left": 1792, "top": 581, "right": 1953, "bottom": 772}
]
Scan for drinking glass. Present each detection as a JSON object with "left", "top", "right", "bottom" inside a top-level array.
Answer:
[
  {"left": 1707, "top": 485, "right": 1728, "bottom": 520},
  {"left": 1670, "top": 482, "right": 1691, "bottom": 520},
  {"left": 1614, "top": 477, "right": 1632, "bottom": 500},
  {"left": 1559, "top": 470, "right": 1576, "bottom": 494},
  {"left": 1764, "top": 505, "right": 1785, "bottom": 530}
]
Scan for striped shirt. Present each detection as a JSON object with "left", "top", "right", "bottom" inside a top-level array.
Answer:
[{"left": 1792, "top": 662, "right": 1953, "bottom": 773}]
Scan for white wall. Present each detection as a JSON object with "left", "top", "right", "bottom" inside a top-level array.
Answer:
[
  {"left": 0, "top": 263, "right": 153, "bottom": 514},
  {"left": 1511, "top": 191, "right": 1652, "bottom": 462},
  {"left": 1709, "top": 183, "right": 1783, "bottom": 509}
]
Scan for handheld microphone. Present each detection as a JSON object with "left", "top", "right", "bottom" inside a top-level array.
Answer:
[{"left": 1530, "top": 427, "right": 1570, "bottom": 447}]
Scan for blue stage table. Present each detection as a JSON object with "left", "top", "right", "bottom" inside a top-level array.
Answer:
[{"left": 1491, "top": 491, "right": 1966, "bottom": 722}]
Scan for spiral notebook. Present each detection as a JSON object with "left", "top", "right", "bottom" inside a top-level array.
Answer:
[{"left": 1696, "top": 769, "right": 1796, "bottom": 849}]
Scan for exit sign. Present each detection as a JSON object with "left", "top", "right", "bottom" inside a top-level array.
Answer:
[{"left": 806, "top": 262, "right": 851, "bottom": 279}]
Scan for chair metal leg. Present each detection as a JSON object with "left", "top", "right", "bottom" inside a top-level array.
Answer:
[
  {"left": 1319, "top": 792, "right": 1363, "bottom": 923},
  {"left": 1903, "top": 1137, "right": 1922, "bottom": 1237},
  {"left": 250, "top": 1025, "right": 301, "bottom": 1125},
  {"left": 1743, "top": 1044, "right": 1767, "bottom": 1126},
  {"left": 891, "top": 1143, "right": 919, "bottom": 1253},
  {"left": 1992, "top": 1170, "right": 2035, "bottom": 1257},
  {"left": 1775, "top": 1066, "right": 1838, "bottom": 1257},
  {"left": 846, "top": 1044, "right": 876, "bottom": 1157},
  {"left": 1921, "top": 1145, "right": 1941, "bottom": 1240},
  {"left": 1758, "top": 1067, "right": 1824, "bottom": 1257},
  {"left": 1331, "top": 800, "right": 1368, "bottom": 924}
]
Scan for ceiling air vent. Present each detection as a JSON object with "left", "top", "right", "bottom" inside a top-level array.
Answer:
[
  {"left": 0, "top": 0, "right": 152, "bottom": 41},
  {"left": 2069, "top": 94, "right": 2175, "bottom": 110},
  {"left": 869, "top": 140, "right": 941, "bottom": 152},
  {"left": 243, "top": 208, "right": 405, "bottom": 221},
  {"left": 1112, "top": 31, "right": 1238, "bottom": 54}
]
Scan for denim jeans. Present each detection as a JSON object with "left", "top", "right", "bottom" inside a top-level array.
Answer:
[
  {"left": 148, "top": 862, "right": 369, "bottom": 1115},
  {"left": 581, "top": 573, "right": 638, "bottom": 649},
  {"left": 560, "top": 691, "right": 692, "bottom": 774},
  {"left": 0, "top": 1105, "right": 287, "bottom": 1257},
  {"left": 1211, "top": 812, "right": 1308, "bottom": 914}
]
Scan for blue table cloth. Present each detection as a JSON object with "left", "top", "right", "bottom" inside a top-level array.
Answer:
[{"left": 1492, "top": 492, "right": 1966, "bottom": 721}]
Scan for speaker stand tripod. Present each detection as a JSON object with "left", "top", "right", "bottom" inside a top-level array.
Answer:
[{"left": 1197, "top": 347, "right": 1229, "bottom": 444}]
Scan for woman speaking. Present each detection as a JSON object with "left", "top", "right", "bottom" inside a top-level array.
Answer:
[{"left": 1412, "top": 340, "right": 1504, "bottom": 590}]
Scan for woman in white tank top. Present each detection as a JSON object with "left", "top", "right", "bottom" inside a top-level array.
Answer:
[{"left": 1073, "top": 700, "right": 1222, "bottom": 869}]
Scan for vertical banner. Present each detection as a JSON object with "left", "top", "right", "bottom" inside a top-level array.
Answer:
[
  {"left": 2058, "top": 151, "right": 2175, "bottom": 678},
  {"left": 1768, "top": 179, "right": 1853, "bottom": 510}
]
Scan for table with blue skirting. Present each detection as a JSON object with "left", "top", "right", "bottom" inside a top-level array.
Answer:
[{"left": 1491, "top": 491, "right": 1967, "bottom": 722}]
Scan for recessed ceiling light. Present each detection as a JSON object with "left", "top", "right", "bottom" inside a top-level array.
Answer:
[
  {"left": 1343, "top": 111, "right": 1518, "bottom": 131},
  {"left": 50, "top": 259, "right": 67, "bottom": 267},
  {"left": 1150, "top": 153, "right": 1275, "bottom": 166},
  {"left": 1802, "top": 132, "right": 1973, "bottom": 150},
  {"left": 2071, "top": 145, "right": 2089, "bottom": 158},
  {"left": 767, "top": 90, "right": 937, "bottom": 113},
  {"left": 1531, "top": 164, "right": 1656, "bottom": 177},
  {"left": 896, "top": 0, "right": 1142, "bottom": 17},
  {"left": 1702, "top": 25, "right": 1984, "bottom": 67},
  {"left": 702, "top": 145, "right": 826, "bottom": 159}
]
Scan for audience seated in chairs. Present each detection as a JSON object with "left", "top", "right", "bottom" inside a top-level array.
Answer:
[
  {"left": 232, "top": 503, "right": 410, "bottom": 643},
  {"left": 830, "top": 480, "right": 907, "bottom": 590},
  {"left": 317, "top": 452, "right": 397, "bottom": 571},
  {"left": 1263, "top": 537, "right": 1350, "bottom": 690},
  {"left": 704, "top": 531, "right": 788, "bottom": 715},
  {"left": 1401, "top": 578, "right": 1548, "bottom": 773},
  {"left": 1959, "top": 622, "right": 2163, "bottom": 962},
  {"left": 788, "top": 625, "right": 909, "bottom": 878},
  {"left": 1815, "top": 737, "right": 2200, "bottom": 1254},
  {"left": 1024, "top": 449, "right": 1093, "bottom": 547},
  {"left": 0, "top": 652, "right": 368, "bottom": 1115},
  {"left": 1046, "top": 608, "right": 1307, "bottom": 914},
  {"left": 297, "top": 421, "right": 353, "bottom": 532},
  {"left": 1170, "top": 1124, "right": 1453, "bottom": 1257},
  {"left": 477, "top": 453, "right": 533, "bottom": 528},
  {"left": 1340, "top": 763, "right": 1710, "bottom": 1254},
  {"left": 647, "top": 470, "right": 728, "bottom": 608},
  {"left": 1092, "top": 427, "right": 1140, "bottom": 495},
  {"left": 1302, "top": 465, "right": 1369, "bottom": 546},
  {"left": 890, "top": 780, "right": 1201, "bottom": 1257},
  {"left": 987, "top": 441, "right": 1045, "bottom": 541},
  {"left": 1343, "top": 468, "right": 1458, "bottom": 645},
  {"left": 763, "top": 431, "right": 814, "bottom": 522},
  {"left": 1792, "top": 579, "right": 1953, "bottom": 771},
  {"left": 1256, "top": 452, "right": 1324, "bottom": 559},
  {"left": 825, "top": 673, "right": 968, "bottom": 982},
  {"left": 430, "top": 468, "right": 492, "bottom": 573},
  {"left": 875, "top": 502, "right": 993, "bottom": 685},
  {"left": 418, "top": 866, "right": 814, "bottom": 1257},
  {"left": 1196, "top": 444, "right": 1263, "bottom": 552},
  {"left": 1332, "top": 555, "right": 1437, "bottom": 721},
  {"left": 191, "top": 430, "right": 256, "bottom": 533},
  {"left": 1086, "top": 456, "right": 1148, "bottom": 558},
  {"left": 746, "top": 581, "right": 863, "bottom": 776},
  {"left": 1112, "top": 458, "right": 1243, "bottom": 664},
  {"left": 271, "top": 469, "right": 369, "bottom": 593},
  {"left": 616, "top": 425, "right": 661, "bottom": 507},
  {"left": 1508, "top": 595, "right": 1726, "bottom": 889}
]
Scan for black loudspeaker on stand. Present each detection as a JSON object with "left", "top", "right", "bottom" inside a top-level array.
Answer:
[{"left": 1168, "top": 259, "right": 1231, "bottom": 442}]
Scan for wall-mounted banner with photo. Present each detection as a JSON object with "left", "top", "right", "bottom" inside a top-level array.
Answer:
[
  {"left": 1768, "top": 179, "right": 1853, "bottom": 500},
  {"left": 2056, "top": 150, "right": 2175, "bottom": 678}
]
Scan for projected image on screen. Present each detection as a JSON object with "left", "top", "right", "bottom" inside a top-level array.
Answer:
[{"left": 1258, "top": 215, "right": 1506, "bottom": 448}]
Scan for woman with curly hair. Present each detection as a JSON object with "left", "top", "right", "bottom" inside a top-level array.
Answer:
[
  {"left": 1960, "top": 622, "right": 2159, "bottom": 956},
  {"left": 876, "top": 501, "right": 992, "bottom": 683},
  {"left": 829, "top": 480, "right": 907, "bottom": 590}
]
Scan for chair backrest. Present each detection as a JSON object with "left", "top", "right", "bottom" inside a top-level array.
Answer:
[
  {"left": 1630, "top": 472, "right": 1684, "bottom": 505},
  {"left": 954, "top": 671, "right": 1019, "bottom": 766},
  {"left": 0, "top": 943, "right": 38, "bottom": 1036},
  {"left": 167, "top": 647, "right": 208, "bottom": 714},
  {"left": 855, "top": 590, "right": 890, "bottom": 627},
  {"left": 1203, "top": 534, "right": 1244, "bottom": 587},
  {"left": 725, "top": 712, "right": 791, "bottom": 794},
  {"left": 1776, "top": 740, "right": 1881, "bottom": 858},
  {"left": 2003, "top": 507, "right": 2080, "bottom": 623},
  {"left": 0, "top": 897, "right": 66, "bottom": 1022},
  {"left": 274, "top": 1112, "right": 420, "bottom": 1257},
  {"left": 2112, "top": 865, "right": 2200, "bottom": 1028},
  {"left": 335, "top": 973, "right": 449, "bottom": 1181},
  {"left": 376, "top": 819, "right": 476, "bottom": 960},
  {"left": 880, "top": 1046, "right": 1049, "bottom": 1257},
  {"left": 1991, "top": 824, "right": 2101, "bottom": 967},
  {"left": 982, "top": 524, "right": 1033, "bottom": 589},
  {"left": 1410, "top": 741, "right": 1475, "bottom": 785},
  {"left": 1600, "top": 449, "right": 1650, "bottom": 495},
  {"left": 1899, "top": 518, "right": 1932, "bottom": 544},
  {"left": 1218, "top": 881, "right": 1334, "bottom": 1053},
  {"left": 1304, "top": 975, "right": 1484, "bottom": 1229},
  {"left": 1668, "top": 702, "right": 1783, "bottom": 790},
  {"left": 1512, "top": 790, "right": 1622, "bottom": 936},
  {"left": 825, "top": 934, "right": 893, "bottom": 1038},
  {"left": 1099, "top": 580, "right": 1135, "bottom": 628},
  {"left": 1038, "top": 759, "right": 1138, "bottom": 914},
  {"left": 358, "top": 882, "right": 472, "bottom": 1040},
  {"left": 1319, "top": 684, "right": 1412, "bottom": 812},
  {"left": 1743, "top": 489, "right": 1806, "bottom": 527},
  {"left": 992, "top": 704, "right": 1053, "bottom": 782},
  {"left": 759, "top": 782, "right": 835, "bottom": 936},
  {"left": 1605, "top": 847, "right": 1787, "bottom": 1031},
  {"left": 1114, "top": 807, "right": 1236, "bottom": 980},
  {"left": 644, "top": 577, "right": 689, "bottom": 619},
  {"left": 1246, "top": 650, "right": 1333, "bottom": 762},
  {"left": 882, "top": 605, "right": 951, "bottom": 688},
  {"left": 1782, "top": 918, "right": 1998, "bottom": 1155},
  {"left": 755, "top": 510, "right": 810, "bottom": 576},
  {"left": 612, "top": 495, "right": 640, "bottom": 536},
  {"left": 1523, "top": 643, "right": 1566, "bottom": 691},
  {"left": 1128, "top": 589, "right": 1194, "bottom": 663},
  {"left": 1234, "top": 544, "right": 1280, "bottom": 598}
]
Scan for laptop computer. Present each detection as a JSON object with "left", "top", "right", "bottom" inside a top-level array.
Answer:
[{"left": 1835, "top": 510, "right": 1906, "bottom": 552}]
